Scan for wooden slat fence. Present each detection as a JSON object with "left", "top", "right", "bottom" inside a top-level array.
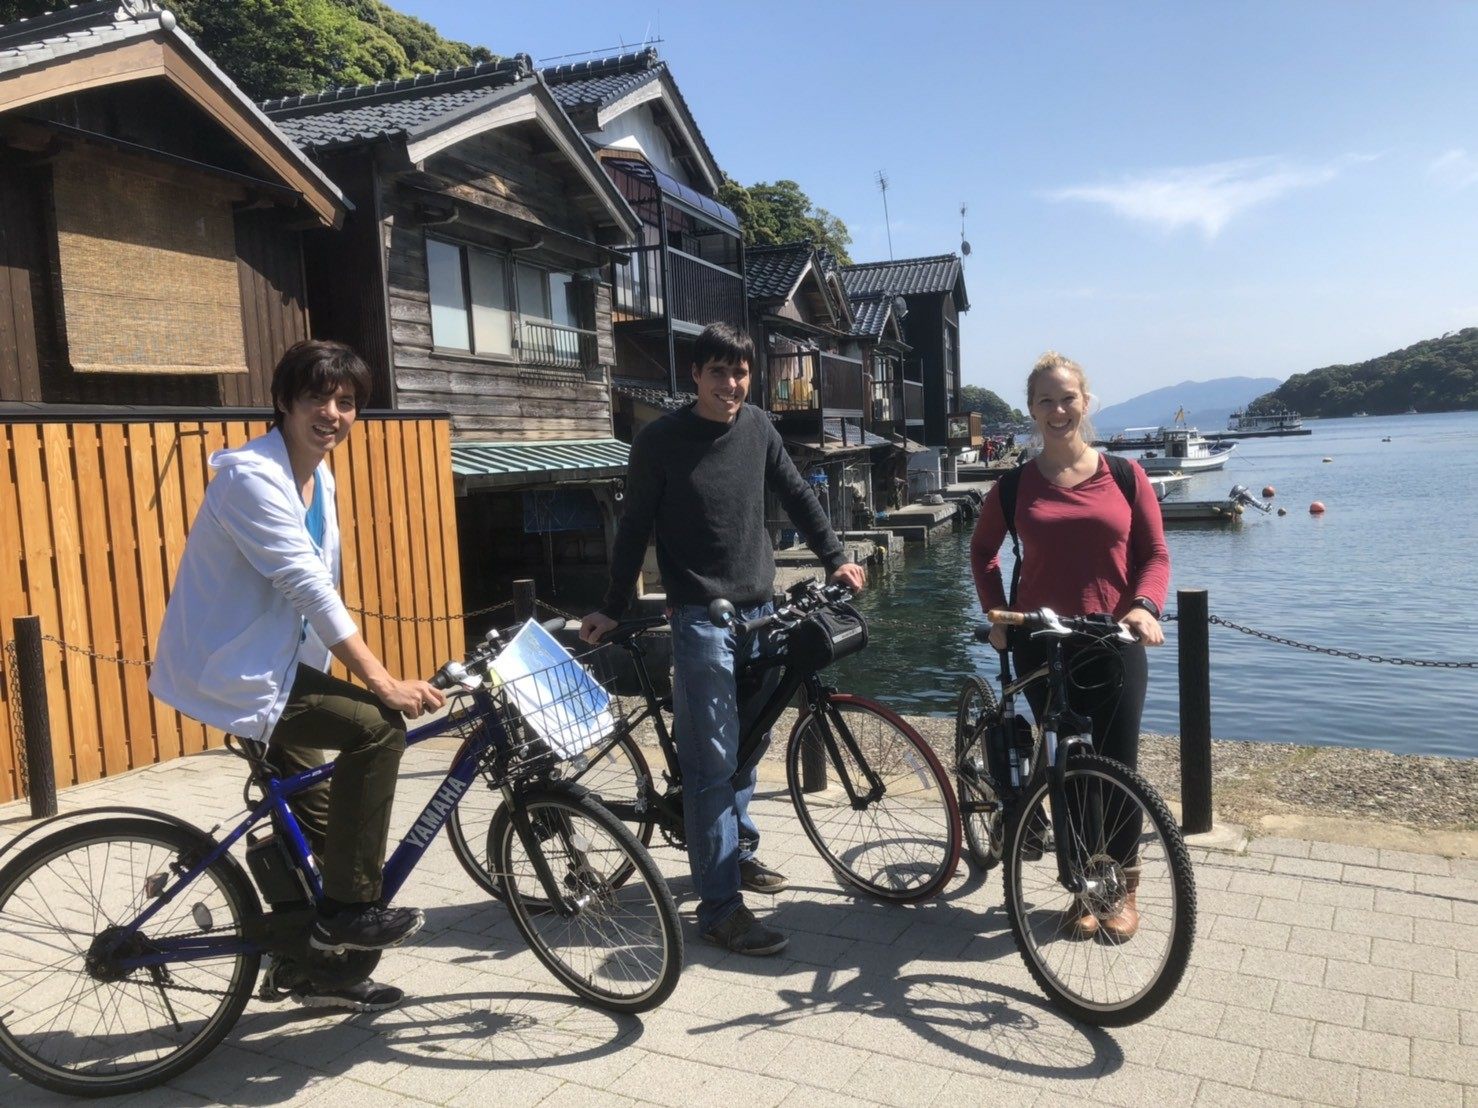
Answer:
[{"left": 0, "top": 416, "right": 464, "bottom": 803}]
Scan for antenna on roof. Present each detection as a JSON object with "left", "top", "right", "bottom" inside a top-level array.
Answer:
[
  {"left": 959, "top": 202, "right": 971, "bottom": 257},
  {"left": 876, "top": 170, "right": 894, "bottom": 260}
]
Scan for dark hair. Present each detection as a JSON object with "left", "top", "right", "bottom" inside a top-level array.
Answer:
[
  {"left": 691, "top": 322, "right": 754, "bottom": 373},
  {"left": 270, "top": 340, "right": 373, "bottom": 427}
]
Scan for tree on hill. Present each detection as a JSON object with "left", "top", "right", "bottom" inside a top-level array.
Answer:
[
  {"left": 958, "top": 384, "right": 1023, "bottom": 424},
  {"left": 0, "top": 0, "right": 494, "bottom": 99},
  {"left": 1250, "top": 327, "right": 1478, "bottom": 416},
  {"left": 717, "top": 175, "right": 853, "bottom": 264}
]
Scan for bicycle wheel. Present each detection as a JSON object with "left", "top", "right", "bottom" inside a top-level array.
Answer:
[
  {"left": 448, "top": 730, "right": 655, "bottom": 900},
  {"left": 492, "top": 785, "right": 682, "bottom": 1014},
  {"left": 786, "top": 694, "right": 961, "bottom": 902},
  {"left": 954, "top": 676, "right": 1005, "bottom": 870},
  {"left": 0, "top": 817, "right": 261, "bottom": 1098},
  {"left": 1002, "top": 752, "right": 1196, "bottom": 1026}
]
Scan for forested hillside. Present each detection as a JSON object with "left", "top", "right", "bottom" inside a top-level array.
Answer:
[
  {"left": 958, "top": 385, "right": 1023, "bottom": 424},
  {"left": 1252, "top": 328, "right": 1478, "bottom": 416}
]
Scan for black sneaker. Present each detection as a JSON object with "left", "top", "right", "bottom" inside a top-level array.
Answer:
[
  {"left": 702, "top": 905, "right": 788, "bottom": 957},
  {"left": 292, "top": 977, "right": 404, "bottom": 1012},
  {"left": 310, "top": 904, "right": 425, "bottom": 953},
  {"left": 739, "top": 858, "right": 789, "bottom": 894}
]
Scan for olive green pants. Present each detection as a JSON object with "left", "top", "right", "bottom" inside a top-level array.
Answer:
[{"left": 267, "top": 664, "right": 406, "bottom": 904}]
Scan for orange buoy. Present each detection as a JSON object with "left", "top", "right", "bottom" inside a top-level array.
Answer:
[
  {"left": 1262, "top": 485, "right": 1276, "bottom": 498},
  {"left": 1309, "top": 501, "right": 1326, "bottom": 514},
  {"left": 1277, "top": 507, "right": 1288, "bottom": 516}
]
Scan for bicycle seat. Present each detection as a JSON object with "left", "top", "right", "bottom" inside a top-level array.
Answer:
[{"left": 605, "top": 614, "right": 668, "bottom": 643}]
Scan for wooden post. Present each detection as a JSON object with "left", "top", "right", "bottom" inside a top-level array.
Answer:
[
  {"left": 1177, "top": 589, "right": 1214, "bottom": 834},
  {"left": 13, "top": 616, "right": 58, "bottom": 819},
  {"left": 512, "top": 579, "right": 537, "bottom": 624}
]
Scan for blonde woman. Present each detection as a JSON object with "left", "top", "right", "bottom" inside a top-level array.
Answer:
[{"left": 969, "top": 352, "right": 1169, "bottom": 939}]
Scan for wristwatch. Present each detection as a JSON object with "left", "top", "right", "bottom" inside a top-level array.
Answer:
[{"left": 1130, "top": 596, "right": 1161, "bottom": 620}]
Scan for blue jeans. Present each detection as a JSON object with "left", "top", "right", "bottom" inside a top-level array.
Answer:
[{"left": 669, "top": 601, "right": 779, "bottom": 933}]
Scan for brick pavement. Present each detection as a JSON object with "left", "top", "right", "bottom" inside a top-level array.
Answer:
[{"left": 1, "top": 744, "right": 1474, "bottom": 1107}]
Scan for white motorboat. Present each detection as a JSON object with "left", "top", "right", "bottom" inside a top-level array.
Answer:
[{"left": 1135, "top": 427, "right": 1236, "bottom": 474}]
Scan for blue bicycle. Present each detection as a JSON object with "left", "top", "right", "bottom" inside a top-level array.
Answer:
[{"left": 0, "top": 625, "right": 682, "bottom": 1098}]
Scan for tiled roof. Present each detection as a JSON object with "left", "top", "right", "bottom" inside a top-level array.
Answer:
[
  {"left": 612, "top": 381, "right": 692, "bottom": 412},
  {"left": 823, "top": 418, "right": 891, "bottom": 449},
  {"left": 0, "top": 1, "right": 347, "bottom": 217},
  {"left": 0, "top": 1, "right": 160, "bottom": 72},
  {"left": 541, "top": 48, "right": 721, "bottom": 190},
  {"left": 848, "top": 293, "right": 894, "bottom": 339},
  {"left": 745, "top": 242, "right": 813, "bottom": 302},
  {"left": 840, "top": 254, "right": 967, "bottom": 306},
  {"left": 261, "top": 56, "right": 531, "bottom": 153},
  {"left": 542, "top": 48, "right": 662, "bottom": 111}
]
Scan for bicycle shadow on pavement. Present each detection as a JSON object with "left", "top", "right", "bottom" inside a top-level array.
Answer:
[{"left": 670, "top": 880, "right": 1126, "bottom": 1083}]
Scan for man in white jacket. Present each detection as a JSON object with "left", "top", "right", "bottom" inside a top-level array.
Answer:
[{"left": 151, "top": 341, "right": 444, "bottom": 1012}]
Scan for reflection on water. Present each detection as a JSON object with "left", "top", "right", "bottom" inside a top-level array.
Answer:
[{"left": 828, "top": 412, "right": 1478, "bottom": 759}]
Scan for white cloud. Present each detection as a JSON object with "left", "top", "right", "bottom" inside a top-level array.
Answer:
[
  {"left": 1046, "top": 157, "right": 1354, "bottom": 239},
  {"left": 1428, "top": 148, "right": 1478, "bottom": 190}
]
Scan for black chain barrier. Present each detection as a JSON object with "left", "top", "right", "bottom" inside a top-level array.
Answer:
[
  {"left": 4, "top": 639, "right": 26, "bottom": 794},
  {"left": 1204, "top": 614, "right": 1478, "bottom": 669}
]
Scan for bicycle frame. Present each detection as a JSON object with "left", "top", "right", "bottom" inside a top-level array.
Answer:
[{"left": 103, "top": 683, "right": 574, "bottom": 974}]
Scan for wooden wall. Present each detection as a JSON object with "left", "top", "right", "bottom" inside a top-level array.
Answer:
[
  {"left": 0, "top": 415, "right": 463, "bottom": 804},
  {"left": 0, "top": 157, "right": 311, "bottom": 407},
  {"left": 380, "top": 127, "right": 617, "bottom": 441}
]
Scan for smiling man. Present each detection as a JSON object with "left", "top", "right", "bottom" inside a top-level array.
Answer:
[{"left": 582, "top": 322, "right": 867, "bottom": 957}]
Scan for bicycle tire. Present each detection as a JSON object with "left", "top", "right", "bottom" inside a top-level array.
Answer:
[
  {"left": 447, "top": 729, "right": 656, "bottom": 901},
  {"left": 954, "top": 676, "right": 1005, "bottom": 870},
  {"left": 786, "top": 694, "right": 961, "bottom": 902},
  {"left": 1001, "top": 752, "right": 1195, "bottom": 1026},
  {"left": 492, "top": 785, "right": 682, "bottom": 1014},
  {"left": 0, "top": 817, "right": 261, "bottom": 1098}
]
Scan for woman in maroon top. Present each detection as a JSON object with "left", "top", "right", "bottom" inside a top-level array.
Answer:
[{"left": 970, "top": 351, "right": 1169, "bottom": 939}]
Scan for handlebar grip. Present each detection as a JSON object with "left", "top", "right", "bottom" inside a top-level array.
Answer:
[
  {"left": 430, "top": 671, "right": 456, "bottom": 691},
  {"left": 987, "top": 609, "right": 1025, "bottom": 626},
  {"left": 738, "top": 613, "right": 775, "bottom": 635}
]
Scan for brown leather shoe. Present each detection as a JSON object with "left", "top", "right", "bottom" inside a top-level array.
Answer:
[
  {"left": 1100, "top": 878, "right": 1139, "bottom": 941},
  {"left": 1061, "top": 903, "right": 1099, "bottom": 939}
]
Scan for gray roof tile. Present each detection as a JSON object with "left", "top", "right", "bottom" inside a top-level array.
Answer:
[
  {"left": 0, "top": 2, "right": 159, "bottom": 74},
  {"left": 840, "top": 254, "right": 967, "bottom": 305},
  {"left": 848, "top": 293, "right": 895, "bottom": 339},
  {"left": 261, "top": 56, "right": 532, "bottom": 153},
  {"left": 745, "top": 242, "right": 813, "bottom": 302}
]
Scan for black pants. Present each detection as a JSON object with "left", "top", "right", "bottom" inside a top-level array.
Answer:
[
  {"left": 266, "top": 665, "right": 407, "bottom": 904},
  {"left": 1012, "top": 633, "right": 1148, "bottom": 864}
]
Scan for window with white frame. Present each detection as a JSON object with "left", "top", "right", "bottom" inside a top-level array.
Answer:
[{"left": 426, "top": 236, "right": 589, "bottom": 366}]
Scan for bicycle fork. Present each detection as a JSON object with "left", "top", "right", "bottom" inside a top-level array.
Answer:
[
  {"left": 1044, "top": 715, "right": 1097, "bottom": 895},
  {"left": 502, "top": 785, "right": 598, "bottom": 918}
]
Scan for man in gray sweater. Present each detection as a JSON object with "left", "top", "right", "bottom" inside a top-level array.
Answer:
[{"left": 582, "top": 322, "right": 866, "bottom": 955}]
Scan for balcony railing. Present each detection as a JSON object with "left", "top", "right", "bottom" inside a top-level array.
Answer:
[
  {"left": 611, "top": 244, "right": 744, "bottom": 330},
  {"left": 520, "top": 318, "right": 598, "bottom": 371},
  {"left": 819, "top": 352, "right": 866, "bottom": 415},
  {"left": 902, "top": 380, "right": 925, "bottom": 425}
]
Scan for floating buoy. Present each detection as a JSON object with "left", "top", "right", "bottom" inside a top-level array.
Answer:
[
  {"left": 1309, "top": 501, "right": 1326, "bottom": 514},
  {"left": 1322, "top": 457, "right": 1333, "bottom": 463},
  {"left": 1381, "top": 437, "right": 1391, "bottom": 443},
  {"left": 1277, "top": 507, "right": 1288, "bottom": 516},
  {"left": 1262, "top": 485, "right": 1276, "bottom": 498}
]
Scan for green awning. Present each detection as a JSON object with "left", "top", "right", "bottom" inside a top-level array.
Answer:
[{"left": 450, "top": 438, "right": 630, "bottom": 492}]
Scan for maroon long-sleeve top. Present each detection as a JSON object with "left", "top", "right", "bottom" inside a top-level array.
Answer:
[{"left": 970, "top": 455, "right": 1171, "bottom": 619}]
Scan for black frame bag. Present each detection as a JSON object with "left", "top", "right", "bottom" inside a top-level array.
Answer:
[{"left": 784, "top": 603, "right": 869, "bottom": 673}]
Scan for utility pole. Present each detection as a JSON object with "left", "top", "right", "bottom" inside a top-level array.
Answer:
[{"left": 876, "top": 170, "right": 893, "bottom": 260}]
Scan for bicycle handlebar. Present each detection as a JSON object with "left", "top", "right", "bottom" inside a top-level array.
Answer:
[
  {"left": 709, "top": 578, "right": 855, "bottom": 636},
  {"left": 985, "top": 607, "right": 1135, "bottom": 645}
]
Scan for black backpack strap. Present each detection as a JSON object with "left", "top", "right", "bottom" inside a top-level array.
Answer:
[
  {"left": 997, "top": 462, "right": 1027, "bottom": 608},
  {"left": 1103, "top": 451, "right": 1138, "bottom": 508}
]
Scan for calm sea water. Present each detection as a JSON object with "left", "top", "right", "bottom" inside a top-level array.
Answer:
[{"left": 829, "top": 411, "right": 1478, "bottom": 759}]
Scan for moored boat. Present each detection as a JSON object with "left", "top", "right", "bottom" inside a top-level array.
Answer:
[{"left": 1134, "top": 427, "right": 1237, "bottom": 474}]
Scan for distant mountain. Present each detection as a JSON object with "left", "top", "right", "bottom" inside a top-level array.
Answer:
[
  {"left": 1250, "top": 328, "right": 1478, "bottom": 417},
  {"left": 1094, "top": 377, "right": 1281, "bottom": 433}
]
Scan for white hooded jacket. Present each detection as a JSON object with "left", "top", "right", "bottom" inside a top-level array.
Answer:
[{"left": 149, "top": 428, "right": 358, "bottom": 742}]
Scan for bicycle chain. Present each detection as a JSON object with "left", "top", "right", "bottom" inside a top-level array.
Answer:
[{"left": 1207, "top": 614, "right": 1478, "bottom": 668}]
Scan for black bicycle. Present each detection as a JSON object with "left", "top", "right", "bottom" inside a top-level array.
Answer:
[
  {"left": 0, "top": 623, "right": 681, "bottom": 1099},
  {"left": 954, "top": 607, "right": 1195, "bottom": 1025},
  {"left": 450, "top": 579, "right": 962, "bottom": 904}
]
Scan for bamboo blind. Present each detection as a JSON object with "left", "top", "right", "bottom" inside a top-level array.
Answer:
[
  {"left": 0, "top": 417, "right": 464, "bottom": 803},
  {"left": 53, "top": 154, "right": 249, "bottom": 375}
]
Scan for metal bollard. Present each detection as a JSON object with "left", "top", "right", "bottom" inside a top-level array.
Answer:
[
  {"left": 13, "top": 615, "right": 58, "bottom": 819},
  {"left": 512, "top": 578, "right": 536, "bottom": 624},
  {"left": 1176, "top": 589, "right": 1214, "bottom": 834}
]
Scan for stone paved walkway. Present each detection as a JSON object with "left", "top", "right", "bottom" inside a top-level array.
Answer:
[{"left": 1, "top": 745, "right": 1474, "bottom": 1107}]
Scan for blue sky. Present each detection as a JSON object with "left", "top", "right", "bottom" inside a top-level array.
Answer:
[{"left": 399, "top": 1, "right": 1478, "bottom": 406}]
